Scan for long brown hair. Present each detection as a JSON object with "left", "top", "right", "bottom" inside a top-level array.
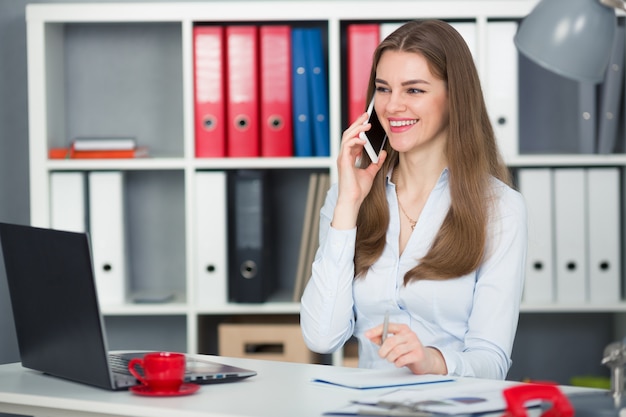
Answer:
[{"left": 354, "top": 20, "right": 512, "bottom": 284}]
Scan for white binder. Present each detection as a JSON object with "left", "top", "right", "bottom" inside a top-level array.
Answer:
[
  {"left": 586, "top": 168, "right": 621, "bottom": 303},
  {"left": 486, "top": 21, "right": 518, "bottom": 160},
  {"left": 88, "top": 171, "right": 127, "bottom": 306},
  {"left": 553, "top": 169, "right": 587, "bottom": 303},
  {"left": 517, "top": 168, "right": 554, "bottom": 303},
  {"left": 194, "top": 171, "right": 228, "bottom": 308},
  {"left": 50, "top": 172, "right": 86, "bottom": 233}
]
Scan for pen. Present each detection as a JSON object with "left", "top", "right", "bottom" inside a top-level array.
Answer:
[{"left": 381, "top": 311, "right": 389, "bottom": 344}]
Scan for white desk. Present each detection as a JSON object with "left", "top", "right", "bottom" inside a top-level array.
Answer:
[{"left": 0, "top": 356, "right": 602, "bottom": 417}]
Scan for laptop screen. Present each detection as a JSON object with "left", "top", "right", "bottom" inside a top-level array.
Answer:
[
  {"left": 0, "top": 223, "right": 116, "bottom": 389},
  {"left": 0, "top": 222, "right": 257, "bottom": 390}
]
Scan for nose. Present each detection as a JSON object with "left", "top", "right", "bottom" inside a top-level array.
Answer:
[{"left": 384, "top": 92, "right": 406, "bottom": 114}]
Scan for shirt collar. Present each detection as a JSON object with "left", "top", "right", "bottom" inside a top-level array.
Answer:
[{"left": 386, "top": 166, "right": 449, "bottom": 187}]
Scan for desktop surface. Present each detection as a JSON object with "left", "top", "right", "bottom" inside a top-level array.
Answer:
[
  {"left": 0, "top": 355, "right": 386, "bottom": 417},
  {"left": 0, "top": 355, "right": 602, "bottom": 417}
]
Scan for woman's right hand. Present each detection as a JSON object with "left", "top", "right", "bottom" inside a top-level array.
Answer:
[{"left": 331, "top": 113, "right": 387, "bottom": 230}]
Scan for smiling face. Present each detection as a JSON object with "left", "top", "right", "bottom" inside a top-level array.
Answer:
[{"left": 373, "top": 50, "right": 450, "bottom": 156}]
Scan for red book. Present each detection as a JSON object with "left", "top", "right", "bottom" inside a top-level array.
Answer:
[
  {"left": 259, "top": 25, "right": 293, "bottom": 157},
  {"left": 226, "top": 25, "right": 260, "bottom": 157},
  {"left": 347, "top": 24, "right": 380, "bottom": 125},
  {"left": 48, "top": 147, "right": 149, "bottom": 159},
  {"left": 49, "top": 148, "right": 72, "bottom": 159},
  {"left": 193, "top": 26, "right": 226, "bottom": 157}
]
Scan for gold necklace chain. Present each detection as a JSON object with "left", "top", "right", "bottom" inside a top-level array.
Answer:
[
  {"left": 397, "top": 196, "right": 417, "bottom": 230},
  {"left": 393, "top": 169, "right": 417, "bottom": 230}
]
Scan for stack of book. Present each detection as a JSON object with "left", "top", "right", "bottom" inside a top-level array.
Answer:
[{"left": 48, "top": 137, "right": 148, "bottom": 159}]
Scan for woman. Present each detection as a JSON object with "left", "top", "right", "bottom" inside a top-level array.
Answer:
[{"left": 300, "top": 20, "right": 527, "bottom": 380}]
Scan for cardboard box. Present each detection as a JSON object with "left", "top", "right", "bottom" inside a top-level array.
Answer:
[{"left": 218, "top": 322, "right": 318, "bottom": 364}]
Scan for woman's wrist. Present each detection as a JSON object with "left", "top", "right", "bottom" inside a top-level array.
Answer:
[
  {"left": 425, "top": 347, "right": 448, "bottom": 375},
  {"left": 331, "top": 200, "right": 361, "bottom": 230}
]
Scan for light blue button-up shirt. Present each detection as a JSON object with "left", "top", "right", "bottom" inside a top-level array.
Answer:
[{"left": 300, "top": 168, "right": 527, "bottom": 380}]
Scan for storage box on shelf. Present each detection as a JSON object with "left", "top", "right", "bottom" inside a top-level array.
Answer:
[
  {"left": 26, "top": 1, "right": 626, "bottom": 370},
  {"left": 218, "top": 316, "right": 320, "bottom": 364}
]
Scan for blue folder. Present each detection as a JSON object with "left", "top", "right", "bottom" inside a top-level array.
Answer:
[
  {"left": 306, "top": 28, "right": 330, "bottom": 157},
  {"left": 291, "top": 28, "right": 314, "bottom": 157}
]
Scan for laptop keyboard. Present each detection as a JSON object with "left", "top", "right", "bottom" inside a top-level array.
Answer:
[{"left": 108, "top": 354, "right": 138, "bottom": 376}]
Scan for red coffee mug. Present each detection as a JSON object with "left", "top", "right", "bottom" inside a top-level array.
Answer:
[{"left": 128, "top": 352, "right": 186, "bottom": 392}]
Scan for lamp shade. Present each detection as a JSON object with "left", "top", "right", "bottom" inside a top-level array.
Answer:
[{"left": 514, "top": 0, "right": 616, "bottom": 83}]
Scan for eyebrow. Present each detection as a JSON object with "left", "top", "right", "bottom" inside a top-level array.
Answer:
[{"left": 375, "top": 78, "right": 431, "bottom": 86}]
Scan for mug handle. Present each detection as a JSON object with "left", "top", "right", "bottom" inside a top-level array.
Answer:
[{"left": 128, "top": 358, "right": 148, "bottom": 386}]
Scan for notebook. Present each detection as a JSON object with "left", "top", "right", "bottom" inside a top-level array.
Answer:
[{"left": 0, "top": 222, "right": 256, "bottom": 390}]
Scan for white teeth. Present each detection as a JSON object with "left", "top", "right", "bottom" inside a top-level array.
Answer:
[{"left": 389, "top": 119, "right": 417, "bottom": 127}]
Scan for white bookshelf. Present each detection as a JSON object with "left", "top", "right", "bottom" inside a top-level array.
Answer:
[{"left": 26, "top": 0, "right": 625, "bottom": 365}]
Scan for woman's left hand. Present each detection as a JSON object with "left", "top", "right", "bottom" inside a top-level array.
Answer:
[{"left": 364, "top": 322, "right": 448, "bottom": 375}]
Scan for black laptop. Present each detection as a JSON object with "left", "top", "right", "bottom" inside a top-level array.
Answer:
[{"left": 0, "top": 222, "right": 256, "bottom": 390}]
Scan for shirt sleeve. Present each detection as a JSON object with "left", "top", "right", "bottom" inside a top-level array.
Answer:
[
  {"left": 300, "top": 183, "right": 358, "bottom": 354},
  {"left": 437, "top": 186, "right": 528, "bottom": 379}
]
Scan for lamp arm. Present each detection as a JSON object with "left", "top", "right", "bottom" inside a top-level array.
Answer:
[{"left": 600, "top": 0, "right": 626, "bottom": 11}]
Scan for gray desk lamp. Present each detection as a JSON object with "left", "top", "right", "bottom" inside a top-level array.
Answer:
[{"left": 514, "top": 0, "right": 621, "bottom": 82}]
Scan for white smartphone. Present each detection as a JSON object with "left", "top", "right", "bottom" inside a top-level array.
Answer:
[{"left": 358, "top": 97, "right": 387, "bottom": 163}]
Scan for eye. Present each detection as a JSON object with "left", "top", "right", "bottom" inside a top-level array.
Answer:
[
  {"left": 407, "top": 88, "right": 426, "bottom": 94},
  {"left": 375, "top": 85, "right": 390, "bottom": 93}
]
